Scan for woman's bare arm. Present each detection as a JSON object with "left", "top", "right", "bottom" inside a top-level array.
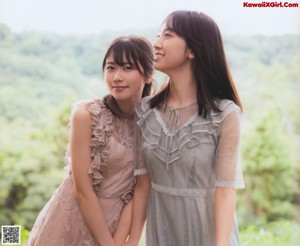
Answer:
[
  {"left": 113, "top": 200, "right": 133, "bottom": 246},
  {"left": 215, "top": 187, "right": 236, "bottom": 246},
  {"left": 125, "top": 174, "right": 150, "bottom": 246},
  {"left": 70, "top": 106, "right": 116, "bottom": 246}
]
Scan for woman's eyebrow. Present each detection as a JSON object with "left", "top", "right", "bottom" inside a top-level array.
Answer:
[
  {"left": 105, "top": 61, "right": 115, "bottom": 65},
  {"left": 106, "top": 61, "right": 133, "bottom": 66},
  {"left": 164, "top": 27, "right": 174, "bottom": 32}
]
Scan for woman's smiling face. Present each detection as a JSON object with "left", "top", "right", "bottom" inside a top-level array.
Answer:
[
  {"left": 153, "top": 22, "right": 194, "bottom": 74},
  {"left": 104, "top": 53, "right": 148, "bottom": 104}
]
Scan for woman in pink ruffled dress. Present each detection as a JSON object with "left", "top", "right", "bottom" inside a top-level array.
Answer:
[{"left": 28, "top": 35, "right": 154, "bottom": 246}]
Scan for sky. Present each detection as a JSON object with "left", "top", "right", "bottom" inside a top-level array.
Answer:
[{"left": 0, "top": 0, "right": 299, "bottom": 36}]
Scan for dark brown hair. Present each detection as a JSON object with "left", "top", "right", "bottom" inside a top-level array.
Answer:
[
  {"left": 150, "top": 10, "right": 242, "bottom": 116},
  {"left": 102, "top": 35, "right": 154, "bottom": 97}
]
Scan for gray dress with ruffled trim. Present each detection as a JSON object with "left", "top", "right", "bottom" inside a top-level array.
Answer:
[{"left": 136, "top": 97, "right": 245, "bottom": 246}]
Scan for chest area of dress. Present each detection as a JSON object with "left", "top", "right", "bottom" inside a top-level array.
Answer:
[
  {"left": 142, "top": 113, "right": 219, "bottom": 171},
  {"left": 146, "top": 116, "right": 218, "bottom": 151},
  {"left": 102, "top": 118, "right": 136, "bottom": 175}
]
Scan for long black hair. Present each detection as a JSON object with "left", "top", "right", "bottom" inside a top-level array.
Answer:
[{"left": 150, "top": 10, "right": 242, "bottom": 116}]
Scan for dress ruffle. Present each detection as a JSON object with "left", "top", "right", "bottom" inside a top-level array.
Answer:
[
  {"left": 85, "top": 99, "right": 114, "bottom": 195},
  {"left": 121, "top": 177, "right": 137, "bottom": 205},
  {"left": 65, "top": 99, "right": 114, "bottom": 195},
  {"left": 136, "top": 97, "right": 241, "bottom": 168}
]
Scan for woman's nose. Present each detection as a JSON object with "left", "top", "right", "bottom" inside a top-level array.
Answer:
[
  {"left": 113, "top": 69, "right": 123, "bottom": 82},
  {"left": 153, "top": 36, "right": 162, "bottom": 50}
]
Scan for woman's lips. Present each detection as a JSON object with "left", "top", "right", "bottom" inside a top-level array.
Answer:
[
  {"left": 154, "top": 53, "right": 164, "bottom": 60},
  {"left": 112, "top": 86, "right": 128, "bottom": 91}
]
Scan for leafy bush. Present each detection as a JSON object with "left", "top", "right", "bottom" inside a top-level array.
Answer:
[{"left": 240, "top": 220, "right": 300, "bottom": 245}]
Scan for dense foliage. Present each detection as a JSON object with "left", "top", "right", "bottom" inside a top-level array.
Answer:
[{"left": 0, "top": 23, "right": 299, "bottom": 244}]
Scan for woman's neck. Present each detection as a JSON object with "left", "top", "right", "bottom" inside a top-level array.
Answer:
[
  {"left": 105, "top": 95, "right": 135, "bottom": 119},
  {"left": 117, "top": 102, "right": 135, "bottom": 117},
  {"left": 167, "top": 69, "right": 197, "bottom": 108}
]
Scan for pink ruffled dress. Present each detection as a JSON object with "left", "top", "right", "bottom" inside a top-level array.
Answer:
[{"left": 28, "top": 98, "right": 142, "bottom": 246}]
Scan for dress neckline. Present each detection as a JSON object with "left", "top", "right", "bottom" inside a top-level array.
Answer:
[
  {"left": 103, "top": 95, "right": 135, "bottom": 120},
  {"left": 154, "top": 107, "right": 198, "bottom": 137},
  {"left": 166, "top": 101, "right": 198, "bottom": 110}
]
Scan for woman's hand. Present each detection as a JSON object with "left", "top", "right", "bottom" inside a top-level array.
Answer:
[
  {"left": 125, "top": 174, "right": 150, "bottom": 245},
  {"left": 113, "top": 200, "right": 133, "bottom": 246}
]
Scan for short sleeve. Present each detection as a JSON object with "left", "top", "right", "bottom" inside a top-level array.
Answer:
[
  {"left": 215, "top": 108, "right": 245, "bottom": 189},
  {"left": 134, "top": 97, "right": 153, "bottom": 176},
  {"left": 134, "top": 127, "right": 148, "bottom": 176}
]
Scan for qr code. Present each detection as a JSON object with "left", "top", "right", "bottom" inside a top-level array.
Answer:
[{"left": 1, "top": 226, "right": 21, "bottom": 245}]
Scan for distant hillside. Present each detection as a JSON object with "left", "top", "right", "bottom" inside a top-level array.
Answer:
[{"left": 0, "top": 23, "right": 299, "bottom": 124}]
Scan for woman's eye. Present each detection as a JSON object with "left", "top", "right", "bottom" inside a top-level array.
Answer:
[
  {"left": 106, "top": 66, "right": 114, "bottom": 71},
  {"left": 124, "top": 66, "right": 134, "bottom": 71}
]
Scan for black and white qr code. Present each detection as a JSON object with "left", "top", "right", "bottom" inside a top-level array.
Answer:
[{"left": 1, "top": 226, "right": 21, "bottom": 245}]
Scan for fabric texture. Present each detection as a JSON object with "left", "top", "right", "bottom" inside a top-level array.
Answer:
[
  {"left": 28, "top": 98, "right": 139, "bottom": 246},
  {"left": 136, "top": 96, "right": 245, "bottom": 246}
]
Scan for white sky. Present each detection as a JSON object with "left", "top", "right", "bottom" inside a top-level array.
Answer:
[{"left": 0, "top": 0, "right": 299, "bottom": 35}]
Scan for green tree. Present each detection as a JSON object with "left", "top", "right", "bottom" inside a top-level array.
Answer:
[
  {"left": 240, "top": 105, "right": 294, "bottom": 225},
  {"left": 0, "top": 99, "right": 72, "bottom": 229}
]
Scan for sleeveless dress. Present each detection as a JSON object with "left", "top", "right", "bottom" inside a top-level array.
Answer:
[
  {"left": 136, "top": 97, "right": 245, "bottom": 246},
  {"left": 28, "top": 98, "right": 141, "bottom": 246}
]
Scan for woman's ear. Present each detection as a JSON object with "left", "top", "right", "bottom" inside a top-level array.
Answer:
[
  {"left": 145, "top": 73, "right": 153, "bottom": 84},
  {"left": 188, "top": 50, "right": 195, "bottom": 59},
  {"left": 145, "top": 77, "right": 152, "bottom": 84}
]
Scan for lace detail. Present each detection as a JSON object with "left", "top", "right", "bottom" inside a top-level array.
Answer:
[
  {"left": 136, "top": 97, "right": 244, "bottom": 188},
  {"left": 121, "top": 177, "right": 137, "bottom": 204},
  {"left": 64, "top": 98, "right": 114, "bottom": 194},
  {"left": 85, "top": 99, "right": 114, "bottom": 195},
  {"left": 28, "top": 177, "right": 98, "bottom": 246},
  {"left": 210, "top": 99, "right": 241, "bottom": 125},
  {"left": 136, "top": 97, "right": 220, "bottom": 168},
  {"left": 136, "top": 98, "right": 244, "bottom": 245},
  {"left": 112, "top": 117, "right": 134, "bottom": 148},
  {"left": 66, "top": 98, "right": 139, "bottom": 200},
  {"left": 29, "top": 98, "right": 139, "bottom": 245},
  {"left": 134, "top": 168, "right": 148, "bottom": 176},
  {"left": 215, "top": 180, "right": 245, "bottom": 189}
]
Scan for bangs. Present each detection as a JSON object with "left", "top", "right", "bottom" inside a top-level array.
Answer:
[
  {"left": 165, "top": 16, "right": 174, "bottom": 32},
  {"left": 109, "top": 41, "right": 142, "bottom": 74},
  {"left": 164, "top": 12, "right": 188, "bottom": 38},
  {"left": 112, "top": 43, "right": 134, "bottom": 66},
  {"left": 102, "top": 36, "right": 153, "bottom": 77}
]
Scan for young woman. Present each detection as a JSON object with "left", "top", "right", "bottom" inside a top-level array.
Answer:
[
  {"left": 127, "top": 10, "right": 245, "bottom": 246},
  {"left": 28, "top": 35, "right": 154, "bottom": 246}
]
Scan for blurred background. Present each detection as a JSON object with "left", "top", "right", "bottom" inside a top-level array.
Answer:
[{"left": 0, "top": 0, "right": 299, "bottom": 245}]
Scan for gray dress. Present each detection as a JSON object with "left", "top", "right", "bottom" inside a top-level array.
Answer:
[{"left": 136, "top": 97, "right": 245, "bottom": 246}]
